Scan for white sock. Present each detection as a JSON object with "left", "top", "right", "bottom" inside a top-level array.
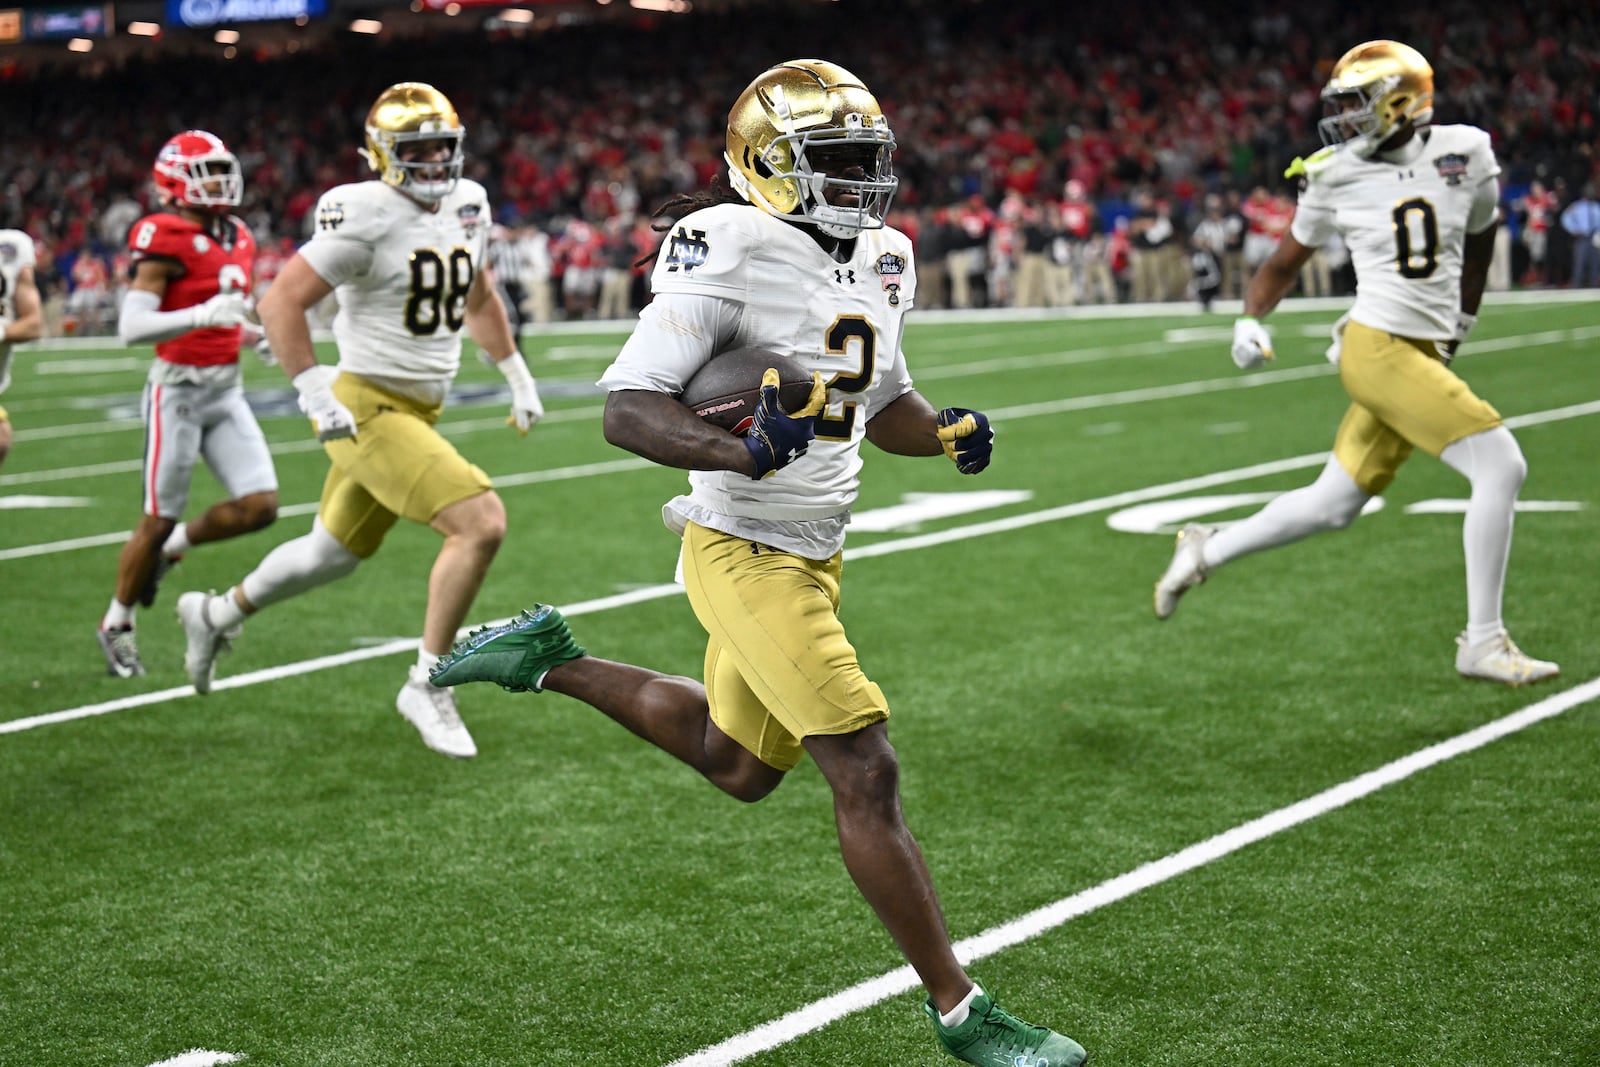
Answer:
[
  {"left": 1440, "top": 427, "right": 1526, "bottom": 644},
  {"left": 103, "top": 599, "right": 134, "bottom": 629},
  {"left": 1205, "top": 456, "right": 1370, "bottom": 569},
  {"left": 162, "top": 524, "right": 191, "bottom": 558},
  {"left": 938, "top": 983, "right": 984, "bottom": 1028},
  {"left": 417, "top": 648, "right": 442, "bottom": 675},
  {"left": 238, "top": 520, "right": 360, "bottom": 611},
  {"left": 208, "top": 588, "right": 248, "bottom": 630}
]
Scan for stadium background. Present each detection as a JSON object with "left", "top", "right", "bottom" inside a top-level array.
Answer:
[
  {"left": 3, "top": 0, "right": 1598, "bottom": 335},
  {"left": 3, "top": 4, "right": 1600, "bottom": 1067}
]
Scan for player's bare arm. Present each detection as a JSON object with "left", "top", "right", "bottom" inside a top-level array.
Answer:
[
  {"left": 1459, "top": 221, "right": 1497, "bottom": 318},
  {"left": 864, "top": 389, "right": 943, "bottom": 456},
  {"left": 1243, "top": 231, "right": 1318, "bottom": 319},
  {"left": 257, "top": 253, "right": 333, "bottom": 379},
  {"left": 603, "top": 388, "right": 758, "bottom": 476},
  {"left": 3, "top": 265, "right": 42, "bottom": 342},
  {"left": 463, "top": 265, "right": 517, "bottom": 359},
  {"left": 467, "top": 267, "right": 544, "bottom": 433}
]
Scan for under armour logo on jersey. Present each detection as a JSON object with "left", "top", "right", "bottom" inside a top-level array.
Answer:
[
  {"left": 665, "top": 227, "right": 709, "bottom": 274},
  {"left": 834, "top": 268, "right": 856, "bottom": 284},
  {"left": 318, "top": 202, "right": 345, "bottom": 231}
]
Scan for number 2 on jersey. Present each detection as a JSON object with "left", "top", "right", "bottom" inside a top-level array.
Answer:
[
  {"left": 815, "top": 315, "right": 877, "bottom": 441},
  {"left": 405, "top": 247, "right": 473, "bottom": 334}
]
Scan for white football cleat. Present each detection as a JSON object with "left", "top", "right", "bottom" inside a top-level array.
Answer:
[
  {"left": 176, "top": 590, "right": 238, "bottom": 694},
  {"left": 1455, "top": 630, "right": 1560, "bottom": 687},
  {"left": 1154, "top": 523, "right": 1216, "bottom": 620},
  {"left": 397, "top": 666, "right": 478, "bottom": 759}
]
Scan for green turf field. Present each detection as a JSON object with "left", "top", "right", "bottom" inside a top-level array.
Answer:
[{"left": 3, "top": 297, "right": 1597, "bottom": 1067}]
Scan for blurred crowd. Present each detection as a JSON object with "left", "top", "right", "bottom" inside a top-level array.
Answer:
[{"left": 3, "top": 0, "right": 1598, "bottom": 335}]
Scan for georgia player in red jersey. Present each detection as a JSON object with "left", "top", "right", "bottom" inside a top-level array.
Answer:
[{"left": 97, "top": 130, "right": 280, "bottom": 679}]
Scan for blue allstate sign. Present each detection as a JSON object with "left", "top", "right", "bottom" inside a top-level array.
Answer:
[{"left": 167, "top": 0, "right": 327, "bottom": 27}]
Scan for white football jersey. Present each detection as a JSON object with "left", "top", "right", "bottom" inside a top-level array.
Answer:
[
  {"left": 1291, "top": 125, "right": 1500, "bottom": 339},
  {"left": 299, "top": 179, "right": 492, "bottom": 384},
  {"left": 0, "top": 228, "right": 38, "bottom": 394},
  {"left": 600, "top": 203, "right": 918, "bottom": 557}
]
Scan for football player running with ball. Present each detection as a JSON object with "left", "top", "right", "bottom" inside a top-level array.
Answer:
[
  {"left": 98, "top": 131, "right": 278, "bottom": 679},
  {"left": 177, "top": 83, "right": 544, "bottom": 757},
  {"left": 1154, "top": 40, "right": 1559, "bottom": 687},
  {"left": 430, "top": 60, "right": 1087, "bottom": 1066}
]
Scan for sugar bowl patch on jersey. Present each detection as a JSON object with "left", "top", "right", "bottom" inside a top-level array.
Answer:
[
  {"left": 874, "top": 252, "right": 906, "bottom": 306},
  {"left": 1432, "top": 152, "right": 1470, "bottom": 186}
]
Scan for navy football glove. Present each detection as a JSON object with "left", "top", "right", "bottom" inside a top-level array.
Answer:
[
  {"left": 936, "top": 407, "right": 994, "bottom": 474},
  {"left": 743, "top": 369, "right": 826, "bottom": 479}
]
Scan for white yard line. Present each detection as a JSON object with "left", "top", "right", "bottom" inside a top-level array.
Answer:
[
  {"left": 5, "top": 365, "right": 1594, "bottom": 563},
  {"left": 5, "top": 400, "right": 1594, "bottom": 734},
  {"left": 0, "top": 457, "right": 656, "bottom": 561},
  {"left": 661, "top": 674, "right": 1600, "bottom": 1067},
  {"left": 4, "top": 316, "right": 1595, "bottom": 478},
  {"left": 143, "top": 1051, "right": 245, "bottom": 1067}
]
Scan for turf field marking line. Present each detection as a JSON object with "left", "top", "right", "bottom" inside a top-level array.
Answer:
[
  {"left": 12, "top": 320, "right": 1597, "bottom": 455},
  {"left": 660, "top": 675, "right": 1600, "bottom": 1067},
  {"left": 144, "top": 1051, "right": 245, "bottom": 1067},
  {"left": 0, "top": 458, "right": 1345, "bottom": 734},
  {"left": 4, "top": 399, "right": 1597, "bottom": 733}
]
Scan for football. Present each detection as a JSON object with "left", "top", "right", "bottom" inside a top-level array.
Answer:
[{"left": 678, "top": 347, "right": 815, "bottom": 435}]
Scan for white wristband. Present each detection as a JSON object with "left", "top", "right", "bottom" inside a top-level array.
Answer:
[
  {"left": 1453, "top": 310, "right": 1478, "bottom": 341},
  {"left": 494, "top": 351, "right": 535, "bottom": 389}
]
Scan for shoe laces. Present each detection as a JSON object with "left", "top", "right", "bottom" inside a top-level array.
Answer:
[
  {"left": 969, "top": 998, "right": 1052, "bottom": 1058},
  {"left": 416, "top": 680, "right": 464, "bottom": 729},
  {"left": 104, "top": 626, "right": 140, "bottom": 660},
  {"left": 1461, "top": 629, "right": 1523, "bottom": 662}
]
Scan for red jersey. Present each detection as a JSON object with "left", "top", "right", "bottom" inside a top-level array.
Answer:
[
  {"left": 1060, "top": 199, "right": 1094, "bottom": 239},
  {"left": 1523, "top": 189, "right": 1558, "bottom": 234},
  {"left": 127, "top": 211, "right": 256, "bottom": 367},
  {"left": 71, "top": 253, "right": 110, "bottom": 292}
]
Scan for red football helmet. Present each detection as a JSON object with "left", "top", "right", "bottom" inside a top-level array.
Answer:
[{"left": 153, "top": 130, "right": 243, "bottom": 210}]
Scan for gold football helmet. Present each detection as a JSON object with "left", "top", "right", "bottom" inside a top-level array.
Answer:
[
  {"left": 725, "top": 59, "right": 898, "bottom": 238},
  {"left": 361, "top": 82, "right": 465, "bottom": 203},
  {"left": 1317, "top": 40, "right": 1434, "bottom": 158}
]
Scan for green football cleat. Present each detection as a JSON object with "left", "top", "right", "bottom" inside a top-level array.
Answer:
[
  {"left": 429, "top": 604, "right": 586, "bottom": 693},
  {"left": 927, "top": 988, "right": 1087, "bottom": 1067}
]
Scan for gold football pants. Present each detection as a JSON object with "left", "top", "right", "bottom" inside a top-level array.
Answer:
[
  {"left": 1332, "top": 319, "right": 1502, "bottom": 494},
  {"left": 680, "top": 521, "right": 890, "bottom": 771},
  {"left": 318, "top": 372, "right": 492, "bottom": 558}
]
